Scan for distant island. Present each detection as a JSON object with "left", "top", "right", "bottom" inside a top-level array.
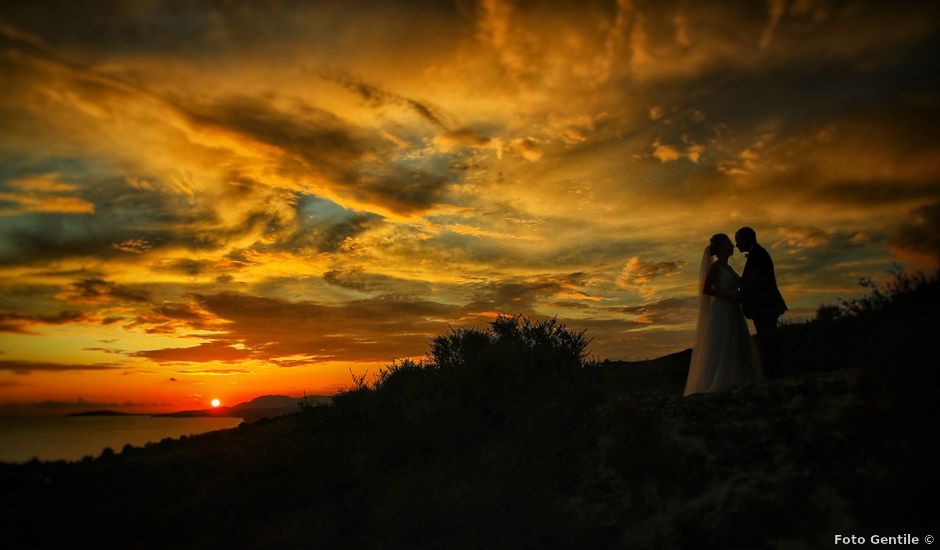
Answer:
[
  {"left": 68, "top": 410, "right": 137, "bottom": 417},
  {"left": 66, "top": 394, "right": 333, "bottom": 423}
]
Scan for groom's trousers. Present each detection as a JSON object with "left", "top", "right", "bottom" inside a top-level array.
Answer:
[{"left": 753, "top": 316, "right": 782, "bottom": 377}]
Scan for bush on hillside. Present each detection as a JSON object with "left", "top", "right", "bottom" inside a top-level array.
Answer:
[
  {"left": 349, "top": 315, "right": 590, "bottom": 393},
  {"left": 331, "top": 315, "right": 594, "bottom": 423},
  {"left": 428, "top": 315, "right": 590, "bottom": 372},
  {"left": 781, "top": 267, "right": 938, "bottom": 378},
  {"left": 814, "top": 266, "right": 938, "bottom": 321}
]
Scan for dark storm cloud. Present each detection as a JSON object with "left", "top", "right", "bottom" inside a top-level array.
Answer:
[
  {"left": 0, "top": 211, "right": 130, "bottom": 267},
  {"left": 182, "top": 95, "right": 368, "bottom": 179},
  {"left": 147, "top": 254, "right": 250, "bottom": 279},
  {"left": 151, "top": 303, "right": 206, "bottom": 322},
  {"left": 256, "top": 194, "right": 384, "bottom": 255},
  {"left": 619, "top": 259, "right": 683, "bottom": 286},
  {"left": 654, "top": 46, "right": 940, "bottom": 137},
  {"left": 132, "top": 341, "right": 254, "bottom": 363},
  {"left": 544, "top": 300, "right": 593, "bottom": 310},
  {"left": 815, "top": 181, "right": 940, "bottom": 206},
  {"left": 0, "top": 360, "right": 120, "bottom": 374},
  {"left": 174, "top": 368, "right": 250, "bottom": 375},
  {"left": 464, "top": 273, "right": 598, "bottom": 313},
  {"left": 322, "top": 269, "right": 434, "bottom": 296},
  {"left": 150, "top": 258, "right": 212, "bottom": 277},
  {"left": 562, "top": 317, "right": 650, "bottom": 336},
  {"left": 0, "top": 1, "right": 239, "bottom": 54},
  {"left": 353, "top": 170, "right": 450, "bottom": 214},
  {"left": 0, "top": 173, "right": 236, "bottom": 266},
  {"left": 889, "top": 200, "right": 940, "bottom": 267},
  {"left": 228, "top": 194, "right": 383, "bottom": 258},
  {"left": 63, "top": 278, "right": 151, "bottom": 304},
  {"left": 528, "top": 239, "right": 653, "bottom": 270},
  {"left": 181, "top": 292, "right": 467, "bottom": 363},
  {"left": 179, "top": 95, "right": 453, "bottom": 214},
  {"left": 0, "top": 310, "right": 86, "bottom": 333},
  {"left": 311, "top": 214, "right": 378, "bottom": 252},
  {"left": 324, "top": 69, "right": 449, "bottom": 129},
  {"left": 0, "top": 0, "right": 463, "bottom": 56},
  {"left": 125, "top": 302, "right": 218, "bottom": 335},
  {"left": 618, "top": 296, "right": 699, "bottom": 325}
]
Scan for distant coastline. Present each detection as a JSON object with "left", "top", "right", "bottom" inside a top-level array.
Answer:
[
  {"left": 61, "top": 394, "right": 333, "bottom": 423},
  {"left": 68, "top": 410, "right": 138, "bottom": 417}
]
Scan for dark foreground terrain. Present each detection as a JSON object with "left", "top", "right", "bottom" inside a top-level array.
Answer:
[{"left": 1, "top": 271, "right": 937, "bottom": 549}]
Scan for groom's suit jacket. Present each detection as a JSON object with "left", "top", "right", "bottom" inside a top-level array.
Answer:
[{"left": 740, "top": 243, "right": 787, "bottom": 320}]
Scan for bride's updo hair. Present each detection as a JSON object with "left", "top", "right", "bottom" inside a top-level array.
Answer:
[{"left": 709, "top": 233, "right": 731, "bottom": 256}]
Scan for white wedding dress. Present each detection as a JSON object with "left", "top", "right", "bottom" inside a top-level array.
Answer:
[{"left": 684, "top": 248, "right": 763, "bottom": 396}]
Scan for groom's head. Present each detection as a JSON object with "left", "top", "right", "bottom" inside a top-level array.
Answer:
[{"left": 735, "top": 227, "right": 757, "bottom": 253}]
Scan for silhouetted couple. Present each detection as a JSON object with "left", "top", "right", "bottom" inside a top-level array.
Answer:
[{"left": 684, "top": 227, "right": 787, "bottom": 396}]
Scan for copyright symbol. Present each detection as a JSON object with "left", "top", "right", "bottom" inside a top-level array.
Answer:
[{"left": 927, "top": 534, "right": 934, "bottom": 544}]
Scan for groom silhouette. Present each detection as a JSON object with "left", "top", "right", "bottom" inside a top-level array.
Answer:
[{"left": 735, "top": 227, "right": 787, "bottom": 377}]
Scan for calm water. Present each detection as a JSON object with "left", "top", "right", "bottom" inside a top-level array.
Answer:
[{"left": 0, "top": 416, "right": 244, "bottom": 463}]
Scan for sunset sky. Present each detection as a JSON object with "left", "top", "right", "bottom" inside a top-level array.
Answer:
[{"left": 1, "top": 0, "right": 938, "bottom": 414}]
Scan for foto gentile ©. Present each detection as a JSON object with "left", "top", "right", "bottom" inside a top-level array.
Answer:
[{"left": 835, "top": 533, "right": 933, "bottom": 545}]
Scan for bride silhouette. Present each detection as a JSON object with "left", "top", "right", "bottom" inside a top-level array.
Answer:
[{"left": 684, "top": 233, "right": 763, "bottom": 396}]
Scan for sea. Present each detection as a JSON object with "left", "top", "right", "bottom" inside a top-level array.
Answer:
[{"left": 0, "top": 415, "right": 244, "bottom": 463}]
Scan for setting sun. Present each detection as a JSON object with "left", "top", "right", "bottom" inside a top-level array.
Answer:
[{"left": 210, "top": 399, "right": 221, "bottom": 408}]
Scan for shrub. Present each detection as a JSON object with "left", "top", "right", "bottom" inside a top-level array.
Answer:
[
  {"left": 836, "top": 266, "right": 937, "bottom": 317},
  {"left": 332, "top": 314, "right": 594, "bottom": 421},
  {"left": 428, "top": 314, "right": 590, "bottom": 373},
  {"left": 786, "top": 267, "right": 939, "bottom": 375}
]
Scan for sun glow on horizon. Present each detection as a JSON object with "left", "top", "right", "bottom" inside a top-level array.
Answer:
[{"left": 211, "top": 398, "right": 221, "bottom": 408}]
